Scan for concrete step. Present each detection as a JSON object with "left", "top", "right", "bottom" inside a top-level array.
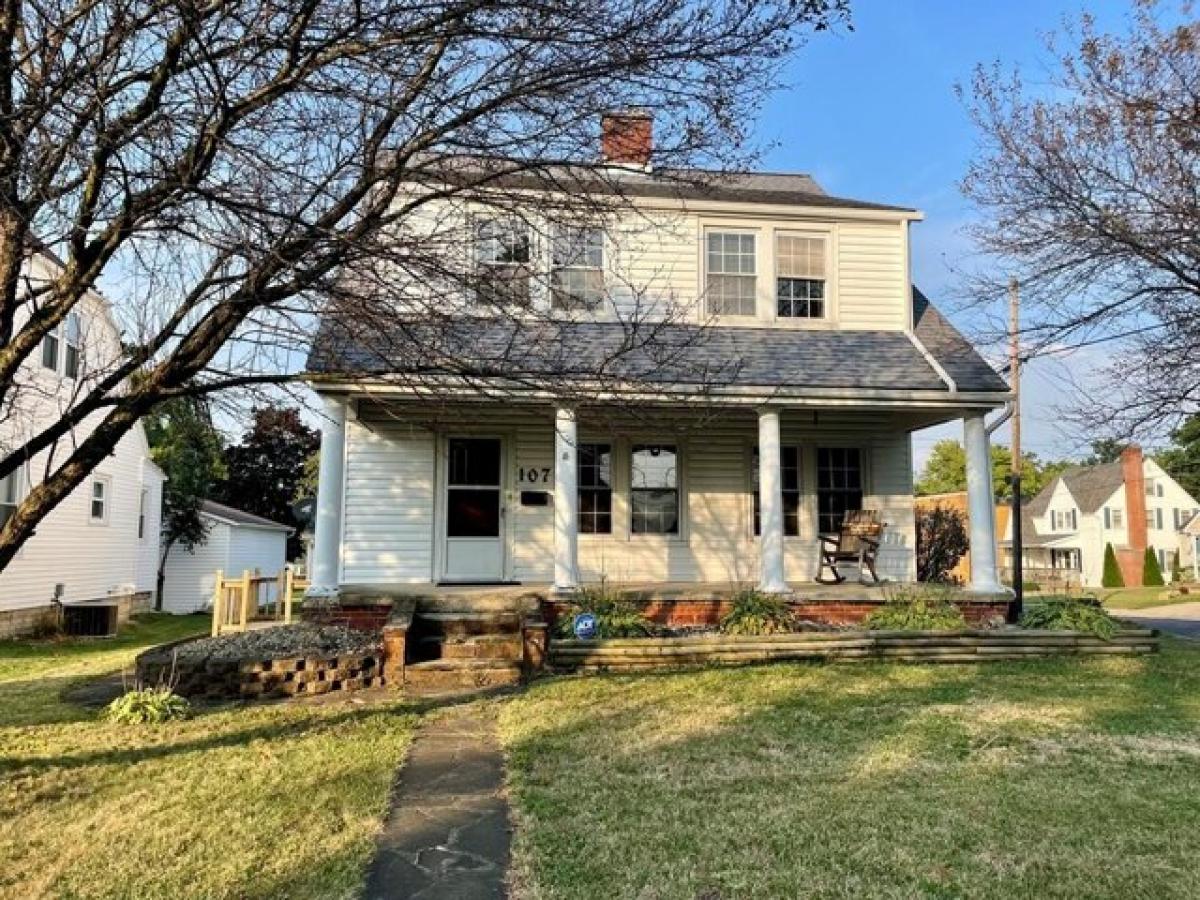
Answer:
[
  {"left": 415, "top": 611, "right": 522, "bottom": 637},
  {"left": 404, "top": 659, "right": 523, "bottom": 690},
  {"left": 418, "top": 634, "right": 523, "bottom": 661}
]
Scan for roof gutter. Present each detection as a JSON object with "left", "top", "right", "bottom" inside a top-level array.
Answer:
[{"left": 986, "top": 400, "right": 1015, "bottom": 436}]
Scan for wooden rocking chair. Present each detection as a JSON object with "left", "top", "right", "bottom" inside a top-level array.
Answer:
[{"left": 817, "top": 510, "right": 885, "bottom": 584}]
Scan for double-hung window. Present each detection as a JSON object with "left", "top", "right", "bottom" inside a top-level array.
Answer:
[
  {"left": 551, "top": 227, "right": 604, "bottom": 310},
  {"left": 578, "top": 443, "right": 612, "bottom": 534},
  {"left": 816, "top": 448, "right": 863, "bottom": 534},
  {"left": 475, "top": 218, "right": 531, "bottom": 306},
  {"left": 64, "top": 313, "right": 81, "bottom": 378},
  {"left": 0, "top": 467, "right": 23, "bottom": 528},
  {"left": 705, "top": 231, "right": 757, "bottom": 316},
  {"left": 41, "top": 324, "right": 60, "bottom": 371},
  {"left": 775, "top": 234, "right": 826, "bottom": 318},
  {"left": 1105, "top": 507, "right": 1125, "bottom": 530},
  {"left": 631, "top": 444, "right": 679, "bottom": 534},
  {"left": 89, "top": 477, "right": 109, "bottom": 524},
  {"left": 752, "top": 446, "right": 801, "bottom": 536}
]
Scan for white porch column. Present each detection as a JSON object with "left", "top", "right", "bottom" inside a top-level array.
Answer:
[
  {"left": 307, "top": 395, "right": 347, "bottom": 598},
  {"left": 757, "top": 408, "right": 789, "bottom": 594},
  {"left": 963, "top": 411, "right": 1003, "bottom": 593},
  {"left": 553, "top": 407, "right": 579, "bottom": 593}
]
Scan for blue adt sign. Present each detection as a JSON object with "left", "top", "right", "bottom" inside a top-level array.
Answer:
[{"left": 573, "top": 613, "right": 598, "bottom": 640}]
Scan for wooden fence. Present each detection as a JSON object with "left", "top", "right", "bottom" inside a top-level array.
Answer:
[{"left": 211, "top": 566, "right": 310, "bottom": 637}]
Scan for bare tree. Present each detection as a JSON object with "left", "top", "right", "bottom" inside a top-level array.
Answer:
[
  {"left": 960, "top": 1, "right": 1199, "bottom": 436},
  {"left": 0, "top": 0, "right": 849, "bottom": 570}
]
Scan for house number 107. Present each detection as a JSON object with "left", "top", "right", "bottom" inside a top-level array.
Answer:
[{"left": 519, "top": 467, "right": 552, "bottom": 485}]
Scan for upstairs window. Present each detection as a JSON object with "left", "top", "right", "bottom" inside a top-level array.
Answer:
[
  {"left": 817, "top": 448, "right": 862, "bottom": 534},
  {"left": 89, "top": 477, "right": 109, "bottom": 524},
  {"left": 577, "top": 443, "right": 612, "bottom": 534},
  {"left": 705, "top": 231, "right": 756, "bottom": 316},
  {"left": 474, "top": 218, "right": 531, "bottom": 306},
  {"left": 1153, "top": 508, "right": 1164, "bottom": 530},
  {"left": 41, "top": 325, "right": 59, "bottom": 371},
  {"left": 776, "top": 234, "right": 826, "bottom": 318},
  {"left": 752, "top": 446, "right": 801, "bottom": 537},
  {"left": 64, "top": 313, "right": 81, "bottom": 378},
  {"left": 0, "top": 467, "right": 23, "bottom": 528},
  {"left": 1104, "top": 507, "right": 1125, "bottom": 530},
  {"left": 551, "top": 227, "right": 604, "bottom": 310},
  {"left": 1051, "top": 509, "right": 1078, "bottom": 531},
  {"left": 631, "top": 444, "right": 679, "bottom": 534},
  {"left": 138, "top": 488, "right": 148, "bottom": 540}
]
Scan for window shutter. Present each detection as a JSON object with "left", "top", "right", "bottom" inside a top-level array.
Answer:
[{"left": 1104, "top": 508, "right": 1111, "bottom": 529}]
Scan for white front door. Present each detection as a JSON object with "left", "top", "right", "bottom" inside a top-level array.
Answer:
[{"left": 442, "top": 437, "right": 506, "bottom": 581}]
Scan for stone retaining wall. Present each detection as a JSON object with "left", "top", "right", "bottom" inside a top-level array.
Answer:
[{"left": 137, "top": 642, "right": 385, "bottom": 700}]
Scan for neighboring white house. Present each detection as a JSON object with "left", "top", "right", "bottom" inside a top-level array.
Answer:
[
  {"left": 302, "top": 113, "right": 1012, "bottom": 601},
  {"left": 999, "top": 446, "right": 1200, "bottom": 587},
  {"left": 0, "top": 251, "right": 165, "bottom": 637},
  {"left": 160, "top": 500, "right": 292, "bottom": 614}
]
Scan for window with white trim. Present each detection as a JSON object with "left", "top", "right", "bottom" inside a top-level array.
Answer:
[
  {"left": 64, "top": 313, "right": 81, "bottom": 378},
  {"left": 474, "top": 218, "right": 531, "bottom": 306},
  {"left": 138, "top": 488, "right": 149, "bottom": 540},
  {"left": 816, "top": 448, "right": 863, "bottom": 534},
  {"left": 1105, "top": 507, "right": 1125, "bottom": 529},
  {"left": 705, "top": 231, "right": 756, "bottom": 316},
  {"left": 0, "top": 467, "right": 23, "bottom": 528},
  {"left": 1153, "top": 508, "right": 1164, "bottom": 530},
  {"left": 775, "top": 234, "right": 826, "bottom": 318},
  {"left": 41, "top": 325, "right": 59, "bottom": 371},
  {"left": 630, "top": 444, "right": 679, "bottom": 534},
  {"left": 89, "top": 477, "right": 109, "bottom": 523},
  {"left": 551, "top": 227, "right": 604, "bottom": 310},
  {"left": 751, "top": 446, "right": 801, "bottom": 536}
]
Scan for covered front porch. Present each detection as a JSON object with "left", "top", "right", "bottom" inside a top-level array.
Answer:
[{"left": 304, "top": 394, "right": 1008, "bottom": 601}]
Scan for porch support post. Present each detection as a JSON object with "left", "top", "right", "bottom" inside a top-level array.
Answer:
[
  {"left": 963, "top": 411, "right": 1003, "bottom": 593},
  {"left": 307, "top": 395, "right": 347, "bottom": 599},
  {"left": 757, "top": 408, "right": 790, "bottom": 594},
  {"left": 553, "top": 407, "right": 579, "bottom": 593}
]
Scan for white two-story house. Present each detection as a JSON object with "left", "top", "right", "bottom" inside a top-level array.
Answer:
[
  {"left": 0, "top": 250, "right": 164, "bottom": 637},
  {"left": 303, "top": 113, "right": 1011, "bottom": 603},
  {"left": 1000, "top": 445, "right": 1200, "bottom": 587}
]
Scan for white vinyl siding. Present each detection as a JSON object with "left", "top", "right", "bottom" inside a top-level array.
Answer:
[
  {"left": 836, "top": 221, "right": 907, "bottom": 329},
  {"left": 341, "top": 415, "right": 436, "bottom": 583}
]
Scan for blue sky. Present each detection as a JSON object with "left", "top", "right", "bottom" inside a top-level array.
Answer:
[{"left": 753, "top": 0, "right": 1136, "bottom": 469}]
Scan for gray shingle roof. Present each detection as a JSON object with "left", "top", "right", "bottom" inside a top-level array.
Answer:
[
  {"left": 201, "top": 500, "right": 292, "bottom": 532},
  {"left": 307, "top": 289, "right": 1008, "bottom": 395},
  {"left": 413, "top": 156, "right": 917, "bottom": 213},
  {"left": 1026, "top": 463, "right": 1125, "bottom": 518}
]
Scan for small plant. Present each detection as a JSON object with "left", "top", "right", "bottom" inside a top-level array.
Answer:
[
  {"left": 1142, "top": 547, "right": 1164, "bottom": 587},
  {"left": 103, "top": 685, "right": 191, "bottom": 724},
  {"left": 554, "top": 578, "right": 659, "bottom": 639},
  {"left": 719, "top": 588, "right": 797, "bottom": 635},
  {"left": 1019, "top": 595, "right": 1118, "bottom": 640},
  {"left": 864, "top": 586, "right": 967, "bottom": 631},
  {"left": 1102, "top": 542, "right": 1124, "bottom": 587}
]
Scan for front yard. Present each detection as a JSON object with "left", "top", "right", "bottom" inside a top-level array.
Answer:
[
  {"left": 0, "top": 614, "right": 418, "bottom": 900},
  {"left": 500, "top": 640, "right": 1200, "bottom": 899},
  {"left": 1098, "top": 586, "right": 1194, "bottom": 610}
]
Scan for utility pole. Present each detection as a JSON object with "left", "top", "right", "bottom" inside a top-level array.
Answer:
[{"left": 1009, "top": 278, "right": 1023, "bottom": 622}]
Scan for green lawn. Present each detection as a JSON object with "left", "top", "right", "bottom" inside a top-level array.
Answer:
[
  {"left": 1097, "top": 586, "right": 1192, "bottom": 610},
  {"left": 0, "top": 614, "right": 417, "bottom": 900},
  {"left": 500, "top": 642, "right": 1200, "bottom": 899}
]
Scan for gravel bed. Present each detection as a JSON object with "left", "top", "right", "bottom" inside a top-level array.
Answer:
[{"left": 146, "top": 624, "right": 382, "bottom": 665}]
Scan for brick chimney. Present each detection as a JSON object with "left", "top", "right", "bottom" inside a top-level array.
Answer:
[
  {"left": 601, "top": 110, "right": 652, "bottom": 168},
  {"left": 1115, "top": 445, "right": 1148, "bottom": 585}
]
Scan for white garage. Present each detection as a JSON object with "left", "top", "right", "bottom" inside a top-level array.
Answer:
[{"left": 161, "top": 500, "right": 293, "bottom": 614}]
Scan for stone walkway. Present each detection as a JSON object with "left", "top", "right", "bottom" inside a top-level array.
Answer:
[{"left": 363, "top": 704, "right": 511, "bottom": 899}]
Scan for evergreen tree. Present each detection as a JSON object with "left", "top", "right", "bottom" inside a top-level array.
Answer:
[
  {"left": 1142, "top": 547, "right": 1165, "bottom": 587},
  {"left": 1101, "top": 543, "right": 1124, "bottom": 588}
]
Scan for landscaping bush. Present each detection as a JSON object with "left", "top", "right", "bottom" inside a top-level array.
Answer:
[
  {"left": 915, "top": 506, "right": 969, "bottom": 583},
  {"left": 1102, "top": 542, "right": 1124, "bottom": 587},
  {"left": 719, "top": 589, "right": 797, "bottom": 635},
  {"left": 1019, "top": 595, "right": 1118, "bottom": 640},
  {"left": 103, "top": 686, "right": 191, "bottom": 724},
  {"left": 864, "top": 587, "right": 967, "bottom": 631},
  {"left": 1143, "top": 547, "right": 1165, "bottom": 586},
  {"left": 553, "top": 581, "right": 659, "bottom": 639}
]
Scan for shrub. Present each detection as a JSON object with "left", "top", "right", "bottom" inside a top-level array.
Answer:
[
  {"left": 915, "top": 506, "right": 969, "bottom": 583},
  {"left": 1019, "top": 596, "right": 1118, "bottom": 640},
  {"left": 864, "top": 586, "right": 967, "bottom": 631},
  {"left": 103, "top": 686, "right": 191, "bottom": 724},
  {"left": 719, "top": 589, "right": 797, "bottom": 635},
  {"left": 1102, "top": 543, "right": 1124, "bottom": 587},
  {"left": 1142, "top": 547, "right": 1165, "bottom": 586},
  {"left": 553, "top": 580, "right": 659, "bottom": 639}
]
